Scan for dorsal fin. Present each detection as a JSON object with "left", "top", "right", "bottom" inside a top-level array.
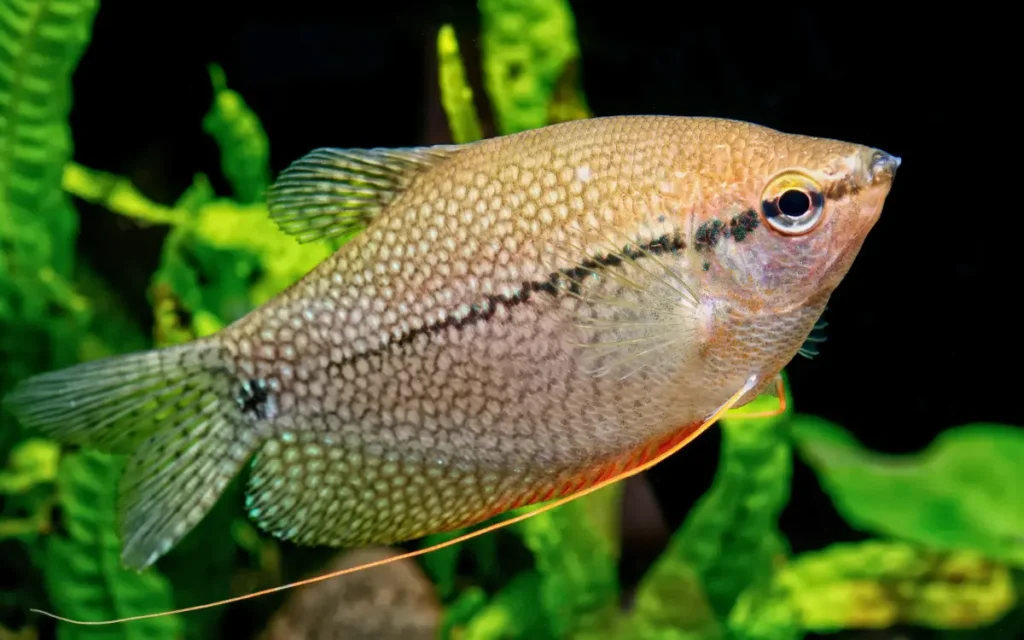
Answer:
[{"left": 266, "top": 145, "right": 463, "bottom": 243}]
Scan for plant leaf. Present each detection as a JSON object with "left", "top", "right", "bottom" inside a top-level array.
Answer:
[
  {"left": 62, "top": 162, "right": 187, "bottom": 226},
  {"left": 457, "top": 571, "right": 552, "bottom": 640},
  {"left": 0, "top": 439, "right": 58, "bottom": 495},
  {"left": 792, "top": 419, "right": 1024, "bottom": 566},
  {"left": 731, "top": 540, "right": 1017, "bottom": 636},
  {"left": 203, "top": 64, "right": 270, "bottom": 203},
  {"left": 0, "top": 0, "right": 99, "bottom": 395},
  {"left": 478, "top": 0, "right": 585, "bottom": 135},
  {"left": 45, "top": 451, "right": 181, "bottom": 639},
  {"left": 628, "top": 373, "right": 795, "bottom": 636},
  {"left": 151, "top": 199, "right": 334, "bottom": 332},
  {"left": 436, "top": 24, "right": 484, "bottom": 144},
  {"left": 511, "top": 484, "right": 624, "bottom": 639}
]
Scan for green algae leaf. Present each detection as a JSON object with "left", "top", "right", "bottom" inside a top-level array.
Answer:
[
  {"left": 437, "top": 24, "right": 484, "bottom": 144},
  {"left": 203, "top": 64, "right": 271, "bottom": 203},
  {"left": 0, "top": 0, "right": 99, "bottom": 395},
  {"left": 157, "top": 478, "right": 246, "bottom": 640},
  {"left": 0, "top": 439, "right": 58, "bottom": 495},
  {"left": 457, "top": 571, "right": 551, "bottom": 640},
  {"left": 792, "top": 419, "right": 1024, "bottom": 566},
  {"left": 510, "top": 483, "right": 624, "bottom": 639},
  {"left": 0, "top": 438, "right": 59, "bottom": 542},
  {"left": 628, "top": 559, "right": 726, "bottom": 640},
  {"left": 730, "top": 540, "right": 1017, "bottom": 637},
  {"left": 938, "top": 569, "right": 1024, "bottom": 640},
  {"left": 478, "top": 0, "right": 585, "bottom": 135},
  {"left": 152, "top": 199, "right": 333, "bottom": 332},
  {"left": 419, "top": 529, "right": 502, "bottom": 602},
  {"left": 439, "top": 586, "right": 487, "bottom": 639},
  {"left": 0, "top": 0, "right": 98, "bottom": 272},
  {"left": 45, "top": 451, "right": 181, "bottom": 639},
  {"left": 173, "top": 172, "right": 217, "bottom": 213},
  {"left": 629, "top": 374, "right": 794, "bottom": 636},
  {"left": 62, "top": 162, "right": 187, "bottom": 226}
]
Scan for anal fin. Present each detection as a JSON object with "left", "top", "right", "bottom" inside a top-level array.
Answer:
[
  {"left": 25, "top": 375, "right": 760, "bottom": 625},
  {"left": 242, "top": 375, "right": 763, "bottom": 553},
  {"left": 724, "top": 373, "right": 789, "bottom": 420}
]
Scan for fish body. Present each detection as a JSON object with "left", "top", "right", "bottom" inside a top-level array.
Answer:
[{"left": 3, "top": 115, "right": 899, "bottom": 570}]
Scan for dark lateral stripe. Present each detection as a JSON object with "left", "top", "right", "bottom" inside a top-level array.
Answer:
[
  {"left": 389, "top": 230, "right": 687, "bottom": 349},
  {"left": 694, "top": 209, "right": 759, "bottom": 251},
  {"left": 239, "top": 231, "right": 688, "bottom": 415}
]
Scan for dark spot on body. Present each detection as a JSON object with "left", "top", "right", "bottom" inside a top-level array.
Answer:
[
  {"left": 538, "top": 281, "right": 559, "bottom": 296},
  {"left": 727, "top": 209, "right": 759, "bottom": 242},
  {"left": 237, "top": 379, "right": 272, "bottom": 419},
  {"left": 695, "top": 220, "right": 725, "bottom": 251},
  {"left": 702, "top": 262, "right": 710, "bottom": 271}
]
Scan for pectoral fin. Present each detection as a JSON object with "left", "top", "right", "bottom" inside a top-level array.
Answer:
[{"left": 725, "top": 373, "right": 789, "bottom": 420}]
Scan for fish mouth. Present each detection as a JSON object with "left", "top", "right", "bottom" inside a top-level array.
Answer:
[
  {"left": 868, "top": 149, "right": 901, "bottom": 186},
  {"left": 854, "top": 147, "right": 900, "bottom": 229},
  {"left": 815, "top": 148, "right": 900, "bottom": 293}
]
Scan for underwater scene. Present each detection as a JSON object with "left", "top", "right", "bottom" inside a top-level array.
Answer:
[{"left": 0, "top": 1, "right": 1016, "bottom": 639}]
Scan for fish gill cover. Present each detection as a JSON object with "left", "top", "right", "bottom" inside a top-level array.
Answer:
[{"left": 0, "top": 0, "right": 1020, "bottom": 639}]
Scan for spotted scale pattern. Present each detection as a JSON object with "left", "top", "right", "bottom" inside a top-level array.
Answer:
[{"left": 205, "top": 116, "right": 892, "bottom": 549}]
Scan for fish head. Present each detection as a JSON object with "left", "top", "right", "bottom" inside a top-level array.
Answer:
[
  {"left": 678, "top": 119, "right": 900, "bottom": 396},
  {"left": 695, "top": 120, "right": 900, "bottom": 312}
]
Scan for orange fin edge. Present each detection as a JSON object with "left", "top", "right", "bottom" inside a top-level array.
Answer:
[
  {"left": 29, "top": 374, "right": 761, "bottom": 626},
  {"left": 723, "top": 373, "right": 788, "bottom": 420}
]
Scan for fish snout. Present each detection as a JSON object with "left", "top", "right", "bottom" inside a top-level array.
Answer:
[{"left": 868, "top": 149, "right": 901, "bottom": 185}]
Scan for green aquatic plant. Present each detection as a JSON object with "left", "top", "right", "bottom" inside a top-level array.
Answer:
[
  {"left": 792, "top": 419, "right": 1024, "bottom": 567},
  {"left": 437, "top": 25, "right": 485, "bottom": 145},
  {"left": 625, "top": 390, "right": 795, "bottom": 639},
  {"left": 478, "top": 0, "right": 588, "bottom": 135},
  {"left": 0, "top": 0, "right": 181, "bottom": 637},
  {"left": 45, "top": 452, "right": 181, "bottom": 640},
  {"left": 730, "top": 540, "right": 1016, "bottom": 639},
  {"left": 0, "top": 0, "right": 97, "bottom": 404},
  {"left": 203, "top": 64, "right": 271, "bottom": 204}
]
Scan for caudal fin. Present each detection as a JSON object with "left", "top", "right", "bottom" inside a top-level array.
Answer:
[{"left": 2, "top": 340, "right": 260, "bottom": 570}]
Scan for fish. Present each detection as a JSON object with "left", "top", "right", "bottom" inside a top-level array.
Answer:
[{"left": 2, "top": 115, "right": 900, "bottom": 574}]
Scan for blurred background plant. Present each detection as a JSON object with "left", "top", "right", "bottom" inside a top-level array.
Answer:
[{"left": 0, "top": 0, "right": 1019, "bottom": 639}]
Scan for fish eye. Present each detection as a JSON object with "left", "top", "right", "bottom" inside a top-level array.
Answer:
[{"left": 760, "top": 172, "right": 825, "bottom": 235}]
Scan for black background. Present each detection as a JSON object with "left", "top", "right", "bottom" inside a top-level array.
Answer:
[{"left": 67, "top": 0, "right": 1017, "bottom": 627}]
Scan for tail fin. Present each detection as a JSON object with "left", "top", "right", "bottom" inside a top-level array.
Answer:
[{"left": 2, "top": 340, "right": 260, "bottom": 571}]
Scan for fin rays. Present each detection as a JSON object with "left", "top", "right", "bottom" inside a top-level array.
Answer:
[
  {"left": 1, "top": 341, "right": 260, "bottom": 571},
  {"left": 266, "top": 145, "right": 462, "bottom": 243},
  {"left": 28, "top": 375, "right": 763, "bottom": 626}
]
